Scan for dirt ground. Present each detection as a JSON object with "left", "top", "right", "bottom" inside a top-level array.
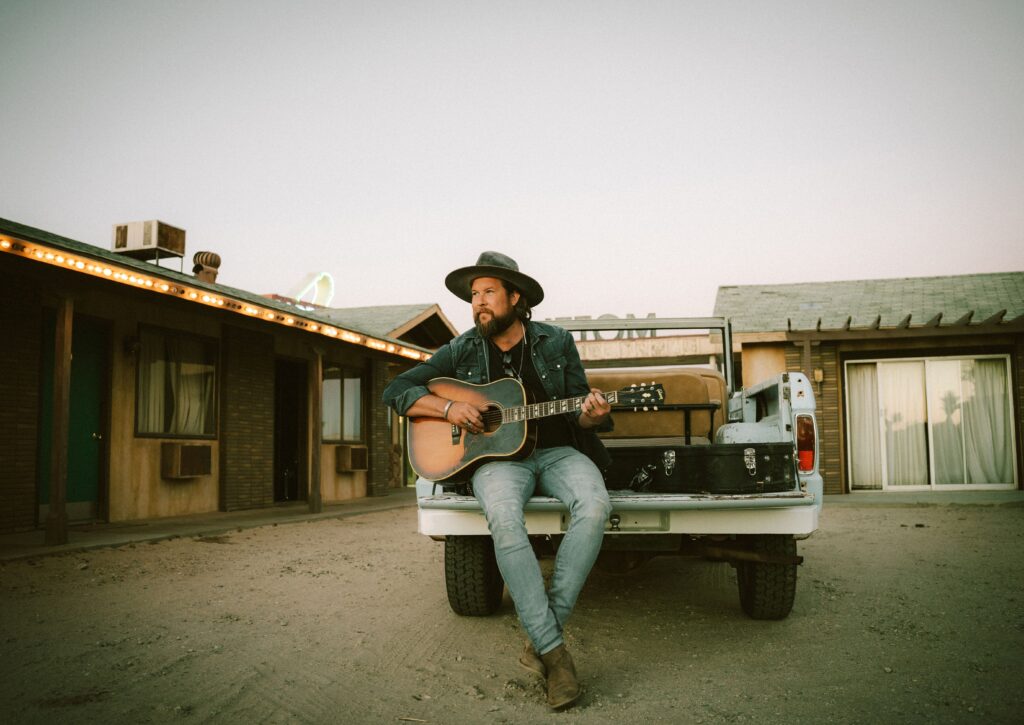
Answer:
[{"left": 2, "top": 502, "right": 1022, "bottom": 724}]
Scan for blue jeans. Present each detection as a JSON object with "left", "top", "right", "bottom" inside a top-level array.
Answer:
[{"left": 472, "top": 446, "right": 611, "bottom": 655}]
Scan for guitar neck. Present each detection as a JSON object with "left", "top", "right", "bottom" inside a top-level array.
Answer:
[{"left": 501, "top": 391, "right": 621, "bottom": 424}]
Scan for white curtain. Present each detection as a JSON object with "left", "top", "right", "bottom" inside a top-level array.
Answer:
[
  {"left": 879, "top": 362, "right": 928, "bottom": 486},
  {"left": 138, "top": 330, "right": 166, "bottom": 433},
  {"left": 138, "top": 331, "right": 214, "bottom": 435},
  {"left": 963, "top": 359, "right": 1014, "bottom": 484},
  {"left": 343, "top": 376, "right": 362, "bottom": 440},
  {"left": 167, "top": 335, "right": 214, "bottom": 435},
  {"left": 322, "top": 373, "right": 342, "bottom": 440},
  {"left": 927, "top": 360, "right": 965, "bottom": 484},
  {"left": 848, "top": 364, "right": 882, "bottom": 489}
]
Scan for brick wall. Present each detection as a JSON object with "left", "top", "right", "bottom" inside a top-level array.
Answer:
[
  {"left": 219, "top": 325, "right": 275, "bottom": 510},
  {"left": 367, "top": 359, "right": 395, "bottom": 496},
  {"left": 785, "top": 342, "right": 843, "bottom": 495},
  {"left": 0, "top": 265, "right": 42, "bottom": 532}
]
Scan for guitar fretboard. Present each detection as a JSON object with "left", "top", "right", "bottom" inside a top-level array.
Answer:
[{"left": 500, "top": 391, "right": 624, "bottom": 424}]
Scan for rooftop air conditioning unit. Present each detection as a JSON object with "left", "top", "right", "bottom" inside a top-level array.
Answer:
[{"left": 111, "top": 220, "right": 186, "bottom": 262}]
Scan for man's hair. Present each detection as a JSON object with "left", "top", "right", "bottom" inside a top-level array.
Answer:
[{"left": 499, "top": 279, "right": 532, "bottom": 321}]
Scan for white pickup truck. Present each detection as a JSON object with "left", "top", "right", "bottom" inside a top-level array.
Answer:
[{"left": 414, "top": 317, "right": 822, "bottom": 620}]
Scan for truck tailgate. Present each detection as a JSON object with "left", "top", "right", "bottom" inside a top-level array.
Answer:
[{"left": 418, "top": 491, "right": 818, "bottom": 536}]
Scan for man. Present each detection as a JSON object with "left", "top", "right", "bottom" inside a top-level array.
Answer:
[{"left": 382, "top": 251, "right": 612, "bottom": 710}]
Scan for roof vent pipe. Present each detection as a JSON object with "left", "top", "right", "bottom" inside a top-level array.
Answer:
[{"left": 193, "top": 251, "right": 221, "bottom": 284}]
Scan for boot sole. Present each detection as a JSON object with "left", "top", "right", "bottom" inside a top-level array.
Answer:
[{"left": 548, "top": 688, "right": 581, "bottom": 710}]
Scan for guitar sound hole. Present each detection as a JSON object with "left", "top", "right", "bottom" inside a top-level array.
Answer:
[{"left": 481, "top": 404, "right": 502, "bottom": 434}]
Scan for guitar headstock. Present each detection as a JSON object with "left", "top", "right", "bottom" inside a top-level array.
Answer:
[{"left": 616, "top": 382, "right": 665, "bottom": 411}]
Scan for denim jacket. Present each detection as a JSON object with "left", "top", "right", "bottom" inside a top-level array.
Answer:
[{"left": 382, "top": 320, "right": 611, "bottom": 470}]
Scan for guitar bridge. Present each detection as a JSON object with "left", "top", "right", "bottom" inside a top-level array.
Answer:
[{"left": 451, "top": 424, "right": 461, "bottom": 445}]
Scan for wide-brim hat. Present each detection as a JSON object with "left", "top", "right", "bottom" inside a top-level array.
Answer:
[{"left": 445, "top": 251, "right": 544, "bottom": 306}]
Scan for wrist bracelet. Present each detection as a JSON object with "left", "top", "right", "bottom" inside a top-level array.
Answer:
[{"left": 442, "top": 400, "right": 454, "bottom": 420}]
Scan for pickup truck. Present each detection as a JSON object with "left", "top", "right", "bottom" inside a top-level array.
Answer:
[{"left": 414, "top": 317, "right": 822, "bottom": 620}]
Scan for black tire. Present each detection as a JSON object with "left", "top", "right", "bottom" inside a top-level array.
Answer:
[
  {"left": 736, "top": 535, "right": 798, "bottom": 620},
  {"left": 444, "top": 535, "right": 504, "bottom": 616}
]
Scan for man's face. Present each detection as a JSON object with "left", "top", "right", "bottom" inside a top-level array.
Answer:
[{"left": 471, "top": 276, "right": 520, "bottom": 337}]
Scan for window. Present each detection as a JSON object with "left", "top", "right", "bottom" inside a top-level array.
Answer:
[
  {"left": 322, "top": 366, "right": 363, "bottom": 441},
  {"left": 137, "top": 328, "right": 217, "bottom": 437},
  {"left": 845, "top": 355, "right": 1017, "bottom": 490}
]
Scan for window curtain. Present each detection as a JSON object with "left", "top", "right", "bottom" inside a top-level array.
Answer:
[
  {"left": 343, "top": 376, "right": 362, "bottom": 440},
  {"left": 927, "top": 360, "right": 965, "bottom": 484},
  {"left": 963, "top": 359, "right": 1014, "bottom": 484},
  {"left": 848, "top": 363, "right": 882, "bottom": 490},
  {"left": 167, "top": 336, "right": 214, "bottom": 435},
  {"left": 138, "top": 330, "right": 167, "bottom": 433},
  {"left": 879, "top": 362, "right": 928, "bottom": 486},
  {"left": 322, "top": 372, "right": 342, "bottom": 440}
]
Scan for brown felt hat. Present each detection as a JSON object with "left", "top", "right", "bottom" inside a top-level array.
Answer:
[{"left": 444, "top": 251, "right": 544, "bottom": 306}]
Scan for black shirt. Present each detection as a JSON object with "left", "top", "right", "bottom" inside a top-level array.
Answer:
[{"left": 486, "top": 336, "right": 575, "bottom": 450}]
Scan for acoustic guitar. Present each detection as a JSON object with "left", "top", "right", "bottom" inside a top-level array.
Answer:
[{"left": 408, "top": 377, "right": 665, "bottom": 482}]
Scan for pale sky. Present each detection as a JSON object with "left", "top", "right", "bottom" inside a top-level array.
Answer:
[{"left": 2, "top": 0, "right": 1021, "bottom": 333}]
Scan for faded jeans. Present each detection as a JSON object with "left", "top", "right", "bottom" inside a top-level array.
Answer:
[{"left": 472, "top": 446, "right": 611, "bottom": 656}]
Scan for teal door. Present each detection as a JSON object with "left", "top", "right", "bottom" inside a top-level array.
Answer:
[{"left": 38, "top": 312, "right": 108, "bottom": 522}]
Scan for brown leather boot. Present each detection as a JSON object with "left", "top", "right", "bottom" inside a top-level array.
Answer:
[
  {"left": 540, "top": 644, "right": 580, "bottom": 709},
  {"left": 518, "top": 641, "right": 545, "bottom": 677}
]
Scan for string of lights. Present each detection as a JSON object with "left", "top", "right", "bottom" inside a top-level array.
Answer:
[{"left": 0, "top": 236, "right": 430, "bottom": 362}]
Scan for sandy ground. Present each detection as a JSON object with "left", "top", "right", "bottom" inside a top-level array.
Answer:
[{"left": 1, "top": 503, "right": 1022, "bottom": 724}]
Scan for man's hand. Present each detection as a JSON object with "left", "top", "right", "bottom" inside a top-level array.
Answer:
[
  {"left": 404, "top": 394, "right": 488, "bottom": 434},
  {"left": 447, "top": 400, "right": 488, "bottom": 434},
  {"left": 579, "top": 388, "right": 610, "bottom": 429}
]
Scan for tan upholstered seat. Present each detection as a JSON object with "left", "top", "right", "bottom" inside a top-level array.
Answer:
[{"left": 587, "top": 368, "right": 726, "bottom": 442}]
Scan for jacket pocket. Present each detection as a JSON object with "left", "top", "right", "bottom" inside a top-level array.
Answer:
[
  {"left": 455, "top": 367, "right": 479, "bottom": 383},
  {"left": 538, "top": 354, "right": 567, "bottom": 396}
]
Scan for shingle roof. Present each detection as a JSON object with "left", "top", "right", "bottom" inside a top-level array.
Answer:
[
  {"left": 318, "top": 304, "right": 440, "bottom": 337},
  {"left": 714, "top": 272, "right": 1024, "bottom": 333}
]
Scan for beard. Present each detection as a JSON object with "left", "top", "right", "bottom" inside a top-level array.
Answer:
[{"left": 474, "top": 307, "right": 519, "bottom": 338}]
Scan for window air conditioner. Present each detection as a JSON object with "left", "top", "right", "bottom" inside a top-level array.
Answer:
[
  {"left": 161, "top": 442, "right": 213, "bottom": 479},
  {"left": 111, "top": 220, "right": 186, "bottom": 261},
  {"left": 335, "top": 445, "right": 368, "bottom": 472}
]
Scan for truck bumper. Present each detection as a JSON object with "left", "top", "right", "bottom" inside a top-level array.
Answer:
[{"left": 418, "top": 491, "right": 819, "bottom": 537}]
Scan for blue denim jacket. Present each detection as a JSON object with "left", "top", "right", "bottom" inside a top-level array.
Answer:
[{"left": 382, "top": 320, "right": 611, "bottom": 470}]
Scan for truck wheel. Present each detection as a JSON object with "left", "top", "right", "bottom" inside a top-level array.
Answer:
[
  {"left": 736, "top": 535, "right": 797, "bottom": 620},
  {"left": 444, "top": 535, "right": 504, "bottom": 616}
]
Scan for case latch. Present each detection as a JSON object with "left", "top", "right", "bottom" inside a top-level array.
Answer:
[{"left": 744, "top": 447, "right": 757, "bottom": 476}]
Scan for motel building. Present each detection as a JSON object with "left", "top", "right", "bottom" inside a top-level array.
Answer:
[{"left": 0, "top": 218, "right": 455, "bottom": 541}]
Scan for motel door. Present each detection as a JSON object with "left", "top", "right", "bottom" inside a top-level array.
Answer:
[
  {"left": 274, "top": 358, "right": 308, "bottom": 502},
  {"left": 38, "top": 312, "right": 109, "bottom": 522}
]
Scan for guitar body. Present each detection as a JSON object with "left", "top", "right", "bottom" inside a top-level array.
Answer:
[
  {"left": 408, "top": 377, "right": 535, "bottom": 482},
  {"left": 407, "top": 377, "right": 664, "bottom": 483}
]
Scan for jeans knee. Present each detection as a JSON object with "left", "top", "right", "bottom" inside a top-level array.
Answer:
[
  {"left": 571, "top": 496, "right": 612, "bottom": 528},
  {"left": 485, "top": 503, "right": 528, "bottom": 549}
]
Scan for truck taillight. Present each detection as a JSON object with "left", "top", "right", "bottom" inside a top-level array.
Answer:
[{"left": 796, "top": 415, "right": 815, "bottom": 472}]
